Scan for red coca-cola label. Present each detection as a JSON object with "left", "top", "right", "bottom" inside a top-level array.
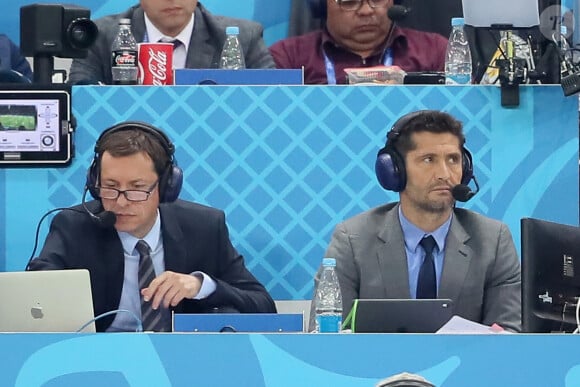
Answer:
[
  {"left": 138, "top": 43, "right": 174, "bottom": 85},
  {"left": 112, "top": 50, "right": 137, "bottom": 67}
]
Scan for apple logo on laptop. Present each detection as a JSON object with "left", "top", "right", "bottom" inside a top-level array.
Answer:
[{"left": 30, "top": 303, "right": 44, "bottom": 319}]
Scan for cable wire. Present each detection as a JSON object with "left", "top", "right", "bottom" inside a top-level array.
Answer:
[{"left": 76, "top": 309, "right": 143, "bottom": 333}]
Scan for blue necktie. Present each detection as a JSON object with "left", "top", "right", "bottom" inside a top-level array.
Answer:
[{"left": 416, "top": 236, "right": 437, "bottom": 299}]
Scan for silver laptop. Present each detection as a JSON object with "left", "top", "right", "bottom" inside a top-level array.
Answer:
[{"left": 0, "top": 269, "right": 96, "bottom": 332}]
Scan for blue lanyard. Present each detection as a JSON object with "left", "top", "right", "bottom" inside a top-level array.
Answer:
[{"left": 323, "top": 47, "right": 393, "bottom": 85}]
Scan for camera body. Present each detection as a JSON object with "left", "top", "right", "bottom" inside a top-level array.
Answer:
[{"left": 20, "top": 4, "right": 97, "bottom": 59}]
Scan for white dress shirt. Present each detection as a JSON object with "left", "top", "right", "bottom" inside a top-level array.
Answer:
[{"left": 143, "top": 12, "right": 195, "bottom": 69}]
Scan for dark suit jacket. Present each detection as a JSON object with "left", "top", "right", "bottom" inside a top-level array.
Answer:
[
  {"left": 0, "top": 34, "right": 32, "bottom": 80},
  {"left": 29, "top": 199, "right": 276, "bottom": 332},
  {"left": 68, "top": 3, "right": 275, "bottom": 84},
  {"left": 310, "top": 203, "right": 522, "bottom": 332}
]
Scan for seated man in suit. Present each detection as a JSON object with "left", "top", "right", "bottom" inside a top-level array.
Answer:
[
  {"left": 0, "top": 34, "right": 32, "bottom": 81},
  {"left": 68, "top": 0, "right": 275, "bottom": 84},
  {"left": 28, "top": 121, "right": 276, "bottom": 332},
  {"left": 310, "top": 110, "right": 521, "bottom": 332},
  {"left": 269, "top": 0, "right": 448, "bottom": 84}
]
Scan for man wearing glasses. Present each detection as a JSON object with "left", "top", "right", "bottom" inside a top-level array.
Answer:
[
  {"left": 28, "top": 122, "right": 276, "bottom": 332},
  {"left": 269, "top": 0, "right": 448, "bottom": 84}
]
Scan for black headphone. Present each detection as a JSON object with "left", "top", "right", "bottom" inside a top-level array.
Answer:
[
  {"left": 306, "top": 0, "right": 404, "bottom": 19},
  {"left": 375, "top": 110, "right": 473, "bottom": 192},
  {"left": 86, "top": 121, "right": 183, "bottom": 203}
]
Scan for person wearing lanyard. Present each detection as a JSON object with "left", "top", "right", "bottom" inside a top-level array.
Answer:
[
  {"left": 269, "top": 0, "right": 448, "bottom": 84},
  {"left": 68, "top": 0, "right": 275, "bottom": 85}
]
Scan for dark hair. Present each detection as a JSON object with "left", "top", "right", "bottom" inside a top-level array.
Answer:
[
  {"left": 393, "top": 110, "right": 465, "bottom": 158},
  {"left": 96, "top": 127, "right": 170, "bottom": 178}
]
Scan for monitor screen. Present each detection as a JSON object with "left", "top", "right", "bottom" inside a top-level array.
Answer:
[
  {"left": 0, "top": 87, "right": 72, "bottom": 165},
  {"left": 521, "top": 217, "right": 580, "bottom": 333}
]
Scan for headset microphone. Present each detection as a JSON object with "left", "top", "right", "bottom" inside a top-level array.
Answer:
[
  {"left": 387, "top": 4, "right": 410, "bottom": 22},
  {"left": 26, "top": 191, "right": 117, "bottom": 271},
  {"left": 81, "top": 186, "right": 117, "bottom": 228},
  {"left": 451, "top": 175, "right": 480, "bottom": 202}
]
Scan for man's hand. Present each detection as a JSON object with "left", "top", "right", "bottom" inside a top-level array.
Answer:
[{"left": 141, "top": 271, "right": 203, "bottom": 310}]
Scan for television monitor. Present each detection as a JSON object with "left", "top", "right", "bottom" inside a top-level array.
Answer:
[
  {"left": 0, "top": 85, "right": 73, "bottom": 166},
  {"left": 521, "top": 217, "right": 580, "bottom": 333}
]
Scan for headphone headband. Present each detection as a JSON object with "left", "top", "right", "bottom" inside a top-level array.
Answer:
[
  {"left": 94, "top": 121, "right": 175, "bottom": 157},
  {"left": 375, "top": 110, "right": 474, "bottom": 192}
]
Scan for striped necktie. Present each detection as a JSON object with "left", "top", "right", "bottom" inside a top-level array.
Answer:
[
  {"left": 136, "top": 240, "right": 169, "bottom": 332},
  {"left": 159, "top": 38, "right": 184, "bottom": 68}
]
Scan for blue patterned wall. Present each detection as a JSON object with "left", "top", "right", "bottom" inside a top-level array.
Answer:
[{"left": 0, "top": 85, "right": 577, "bottom": 301}]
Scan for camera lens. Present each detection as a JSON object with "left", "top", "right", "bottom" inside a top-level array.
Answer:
[{"left": 67, "top": 18, "right": 98, "bottom": 49}]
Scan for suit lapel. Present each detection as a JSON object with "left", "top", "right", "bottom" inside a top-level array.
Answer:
[
  {"left": 159, "top": 205, "right": 187, "bottom": 273},
  {"left": 377, "top": 206, "right": 412, "bottom": 298},
  {"left": 186, "top": 6, "right": 220, "bottom": 68},
  {"left": 131, "top": 7, "right": 147, "bottom": 43},
  {"left": 438, "top": 214, "right": 472, "bottom": 301}
]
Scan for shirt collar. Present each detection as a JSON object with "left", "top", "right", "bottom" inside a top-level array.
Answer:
[
  {"left": 118, "top": 208, "right": 162, "bottom": 255},
  {"left": 143, "top": 12, "right": 195, "bottom": 48},
  {"left": 398, "top": 205, "right": 452, "bottom": 254}
]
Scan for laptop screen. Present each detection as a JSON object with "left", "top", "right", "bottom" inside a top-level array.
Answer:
[
  {"left": 348, "top": 299, "right": 454, "bottom": 333},
  {"left": 0, "top": 269, "right": 95, "bottom": 332}
]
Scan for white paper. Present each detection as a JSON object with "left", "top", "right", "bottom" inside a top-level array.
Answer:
[{"left": 436, "top": 315, "right": 514, "bottom": 334}]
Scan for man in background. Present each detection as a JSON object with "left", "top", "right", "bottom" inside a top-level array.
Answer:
[
  {"left": 310, "top": 110, "right": 521, "bottom": 332},
  {"left": 69, "top": 0, "right": 275, "bottom": 84},
  {"left": 269, "top": 0, "right": 447, "bottom": 84},
  {"left": 0, "top": 34, "right": 32, "bottom": 81}
]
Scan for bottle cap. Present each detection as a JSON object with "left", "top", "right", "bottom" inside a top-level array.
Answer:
[
  {"left": 322, "top": 258, "right": 336, "bottom": 267},
  {"left": 226, "top": 26, "right": 240, "bottom": 35},
  {"left": 451, "top": 17, "right": 465, "bottom": 27}
]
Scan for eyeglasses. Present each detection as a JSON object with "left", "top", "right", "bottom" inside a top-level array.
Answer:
[
  {"left": 96, "top": 181, "right": 159, "bottom": 202},
  {"left": 335, "top": 0, "right": 390, "bottom": 11}
]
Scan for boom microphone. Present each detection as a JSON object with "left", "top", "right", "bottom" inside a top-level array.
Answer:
[
  {"left": 451, "top": 175, "right": 480, "bottom": 202},
  {"left": 81, "top": 186, "right": 117, "bottom": 228},
  {"left": 25, "top": 191, "right": 116, "bottom": 270}
]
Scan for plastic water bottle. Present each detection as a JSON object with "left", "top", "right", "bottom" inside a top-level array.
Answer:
[
  {"left": 314, "top": 258, "right": 343, "bottom": 333},
  {"left": 219, "top": 26, "right": 246, "bottom": 69},
  {"left": 111, "top": 18, "right": 138, "bottom": 85},
  {"left": 445, "top": 17, "right": 472, "bottom": 85}
]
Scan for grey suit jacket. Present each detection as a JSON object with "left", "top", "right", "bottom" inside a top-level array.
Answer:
[
  {"left": 69, "top": 3, "right": 275, "bottom": 84},
  {"left": 311, "top": 203, "right": 522, "bottom": 332}
]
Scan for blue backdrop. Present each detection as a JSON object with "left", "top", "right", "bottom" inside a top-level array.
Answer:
[
  {"left": 0, "top": 84, "right": 576, "bottom": 301},
  {"left": 3, "top": 0, "right": 291, "bottom": 47}
]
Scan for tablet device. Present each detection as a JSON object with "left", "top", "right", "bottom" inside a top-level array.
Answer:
[
  {"left": 0, "top": 87, "right": 73, "bottom": 165},
  {"left": 346, "top": 299, "right": 454, "bottom": 333}
]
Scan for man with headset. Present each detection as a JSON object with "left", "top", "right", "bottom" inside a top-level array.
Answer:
[
  {"left": 28, "top": 121, "right": 276, "bottom": 332},
  {"left": 269, "top": 0, "right": 447, "bottom": 84},
  {"left": 310, "top": 110, "right": 521, "bottom": 332}
]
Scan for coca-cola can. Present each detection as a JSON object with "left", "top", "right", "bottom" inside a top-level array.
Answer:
[{"left": 137, "top": 43, "right": 174, "bottom": 85}]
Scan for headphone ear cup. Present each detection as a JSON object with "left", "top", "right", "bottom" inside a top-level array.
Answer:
[
  {"left": 159, "top": 164, "right": 183, "bottom": 203},
  {"left": 86, "top": 157, "right": 100, "bottom": 199},
  {"left": 461, "top": 147, "right": 474, "bottom": 185},
  {"left": 375, "top": 148, "right": 406, "bottom": 192},
  {"left": 307, "top": 0, "right": 327, "bottom": 18}
]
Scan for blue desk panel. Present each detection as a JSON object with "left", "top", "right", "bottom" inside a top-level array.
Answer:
[
  {"left": 0, "top": 85, "right": 577, "bottom": 301},
  {"left": 3, "top": 333, "right": 580, "bottom": 386}
]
